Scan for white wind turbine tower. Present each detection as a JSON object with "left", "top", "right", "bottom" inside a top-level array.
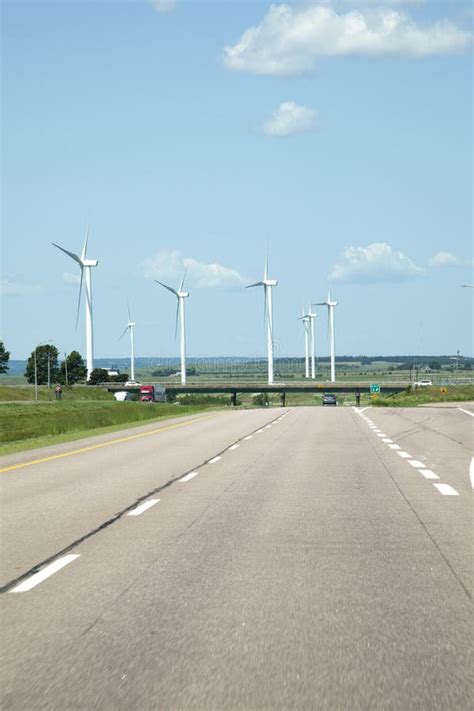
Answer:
[
  {"left": 307, "top": 303, "right": 317, "bottom": 380},
  {"left": 246, "top": 258, "right": 278, "bottom": 385},
  {"left": 298, "top": 307, "right": 310, "bottom": 378},
  {"left": 119, "top": 303, "right": 136, "bottom": 382},
  {"left": 52, "top": 228, "right": 98, "bottom": 380},
  {"left": 315, "top": 290, "right": 338, "bottom": 383},
  {"left": 155, "top": 272, "right": 189, "bottom": 385}
]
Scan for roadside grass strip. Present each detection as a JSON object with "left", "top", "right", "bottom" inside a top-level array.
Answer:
[
  {"left": 433, "top": 483, "right": 459, "bottom": 496},
  {"left": 10, "top": 555, "right": 80, "bottom": 593},
  {"left": 127, "top": 499, "right": 160, "bottom": 516}
]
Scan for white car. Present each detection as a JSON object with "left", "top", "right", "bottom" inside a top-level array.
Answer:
[
  {"left": 414, "top": 379, "right": 432, "bottom": 387},
  {"left": 124, "top": 380, "right": 141, "bottom": 387}
]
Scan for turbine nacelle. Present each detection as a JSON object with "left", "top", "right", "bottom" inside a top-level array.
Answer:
[{"left": 82, "top": 259, "right": 99, "bottom": 268}]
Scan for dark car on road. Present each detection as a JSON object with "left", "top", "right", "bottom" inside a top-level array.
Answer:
[{"left": 322, "top": 393, "right": 337, "bottom": 406}]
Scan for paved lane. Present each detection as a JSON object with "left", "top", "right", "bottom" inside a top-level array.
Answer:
[
  {"left": 1, "top": 407, "right": 472, "bottom": 710},
  {"left": 0, "top": 408, "right": 282, "bottom": 589}
]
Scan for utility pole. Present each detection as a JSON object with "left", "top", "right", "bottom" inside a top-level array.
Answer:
[
  {"left": 64, "top": 352, "right": 69, "bottom": 386},
  {"left": 47, "top": 352, "right": 51, "bottom": 388}
]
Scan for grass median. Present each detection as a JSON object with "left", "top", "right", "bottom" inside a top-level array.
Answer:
[{"left": 0, "top": 400, "right": 224, "bottom": 456}]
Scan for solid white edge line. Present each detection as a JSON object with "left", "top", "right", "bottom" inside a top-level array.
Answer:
[
  {"left": 209, "top": 456, "right": 222, "bottom": 464},
  {"left": 127, "top": 499, "right": 160, "bottom": 516},
  {"left": 179, "top": 471, "right": 199, "bottom": 482},
  {"left": 10, "top": 554, "right": 80, "bottom": 593},
  {"left": 408, "top": 460, "right": 425, "bottom": 468},
  {"left": 458, "top": 407, "right": 474, "bottom": 417},
  {"left": 470, "top": 457, "right": 474, "bottom": 490},
  {"left": 419, "top": 469, "right": 439, "bottom": 480},
  {"left": 433, "top": 483, "right": 459, "bottom": 496}
]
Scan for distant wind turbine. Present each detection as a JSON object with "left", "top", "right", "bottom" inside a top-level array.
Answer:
[
  {"left": 307, "top": 303, "right": 317, "bottom": 380},
  {"left": 119, "top": 302, "right": 136, "bottom": 382},
  {"left": 314, "top": 290, "right": 338, "bottom": 383},
  {"left": 298, "top": 307, "right": 310, "bottom": 378},
  {"left": 299, "top": 303, "right": 317, "bottom": 379},
  {"left": 52, "top": 227, "right": 98, "bottom": 380},
  {"left": 155, "top": 272, "right": 189, "bottom": 385},
  {"left": 246, "top": 257, "right": 278, "bottom": 385}
]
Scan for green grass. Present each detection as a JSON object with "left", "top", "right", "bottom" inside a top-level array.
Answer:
[
  {"left": 0, "top": 400, "right": 222, "bottom": 455},
  {"left": 371, "top": 384, "right": 474, "bottom": 407},
  {"left": 0, "top": 385, "right": 114, "bottom": 402}
]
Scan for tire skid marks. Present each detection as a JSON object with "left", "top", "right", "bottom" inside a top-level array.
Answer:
[{"left": 354, "top": 407, "right": 461, "bottom": 498}]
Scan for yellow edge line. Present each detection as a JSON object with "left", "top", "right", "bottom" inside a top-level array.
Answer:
[{"left": 0, "top": 413, "right": 221, "bottom": 473}]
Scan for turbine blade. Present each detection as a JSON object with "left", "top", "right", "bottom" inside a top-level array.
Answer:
[
  {"left": 75, "top": 266, "right": 84, "bottom": 331},
  {"left": 81, "top": 225, "right": 90, "bottom": 262},
  {"left": 245, "top": 281, "right": 265, "bottom": 289},
  {"left": 179, "top": 269, "right": 187, "bottom": 293},
  {"left": 155, "top": 280, "right": 179, "bottom": 297},
  {"left": 52, "top": 242, "right": 82, "bottom": 265},
  {"left": 118, "top": 325, "right": 129, "bottom": 341},
  {"left": 127, "top": 298, "right": 131, "bottom": 322},
  {"left": 264, "top": 255, "right": 268, "bottom": 282}
]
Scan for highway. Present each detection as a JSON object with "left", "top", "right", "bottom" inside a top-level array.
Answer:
[{"left": 1, "top": 405, "right": 472, "bottom": 709}]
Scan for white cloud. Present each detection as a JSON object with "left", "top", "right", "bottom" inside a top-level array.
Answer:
[
  {"left": 148, "top": 0, "right": 177, "bottom": 13},
  {"left": 429, "top": 251, "right": 472, "bottom": 267},
  {"left": 224, "top": 3, "right": 471, "bottom": 75},
  {"left": 1, "top": 278, "right": 43, "bottom": 296},
  {"left": 62, "top": 271, "right": 80, "bottom": 285},
  {"left": 263, "top": 101, "right": 319, "bottom": 137},
  {"left": 329, "top": 242, "right": 424, "bottom": 283},
  {"left": 142, "top": 249, "right": 246, "bottom": 289}
]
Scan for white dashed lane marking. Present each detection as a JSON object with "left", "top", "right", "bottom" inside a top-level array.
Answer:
[
  {"left": 419, "top": 469, "right": 439, "bottom": 480},
  {"left": 127, "top": 499, "right": 160, "bottom": 517},
  {"left": 228, "top": 444, "right": 240, "bottom": 451},
  {"left": 397, "top": 451, "right": 412, "bottom": 459},
  {"left": 179, "top": 471, "right": 198, "bottom": 482},
  {"left": 10, "top": 554, "right": 80, "bottom": 593},
  {"left": 209, "top": 456, "right": 222, "bottom": 464},
  {"left": 408, "top": 460, "right": 425, "bottom": 468},
  {"left": 433, "top": 483, "right": 459, "bottom": 496}
]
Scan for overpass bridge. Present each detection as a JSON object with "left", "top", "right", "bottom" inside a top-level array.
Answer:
[{"left": 106, "top": 381, "right": 409, "bottom": 405}]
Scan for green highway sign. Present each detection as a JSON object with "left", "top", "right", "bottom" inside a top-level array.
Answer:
[{"left": 370, "top": 384, "right": 380, "bottom": 394}]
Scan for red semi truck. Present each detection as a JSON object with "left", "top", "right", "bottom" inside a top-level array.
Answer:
[{"left": 139, "top": 385, "right": 166, "bottom": 402}]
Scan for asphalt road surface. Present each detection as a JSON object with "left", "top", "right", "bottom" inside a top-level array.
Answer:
[{"left": 1, "top": 405, "right": 472, "bottom": 710}]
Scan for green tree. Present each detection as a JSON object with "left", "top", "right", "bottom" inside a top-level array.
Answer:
[
  {"left": 59, "top": 351, "right": 87, "bottom": 385},
  {"left": 87, "top": 368, "right": 109, "bottom": 385},
  {"left": 0, "top": 341, "right": 10, "bottom": 373},
  {"left": 428, "top": 361, "right": 441, "bottom": 371},
  {"left": 25, "top": 345, "right": 59, "bottom": 385}
]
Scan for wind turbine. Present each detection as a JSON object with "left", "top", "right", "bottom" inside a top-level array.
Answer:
[
  {"left": 52, "top": 228, "right": 98, "bottom": 380},
  {"left": 298, "top": 307, "right": 310, "bottom": 378},
  {"left": 155, "top": 272, "right": 189, "bottom": 385},
  {"left": 314, "top": 290, "right": 338, "bottom": 383},
  {"left": 307, "top": 303, "right": 317, "bottom": 380},
  {"left": 246, "top": 258, "right": 278, "bottom": 385},
  {"left": 119, "top": 303, "right": 136, "bottom": 382}
]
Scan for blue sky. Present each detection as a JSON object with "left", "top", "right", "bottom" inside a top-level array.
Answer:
[{"left": 2, "top": 0, "right": 472, "bottom": 360}]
